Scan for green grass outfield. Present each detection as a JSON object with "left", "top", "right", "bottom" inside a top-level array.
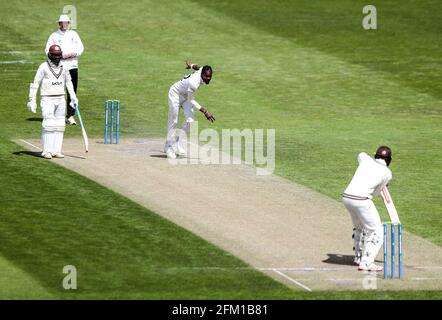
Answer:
[{"left": 0, "top": 0, "right": 441, "bottom": 299}]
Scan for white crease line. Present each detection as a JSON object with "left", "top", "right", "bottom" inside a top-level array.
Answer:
[
  {"left": 259, "top": 267, "right": 351, "bottom": 272},
  {"left": 328, "top": 278, "right": 372, "bottom": 282},
  {"left": 0, "top": 51, "right": 24, "bottom": 54},
  {"left": 19, "top": 139, "right": 41, "bottom": 150},
  {"left": 329, "top": 277, "right": 442, "bottom": 282},
  {"left": 272, "top": 269, "right": 312, "bottom": 292},
  {"left": 0, "top": 60, "right": 34, "bottom": 64}
]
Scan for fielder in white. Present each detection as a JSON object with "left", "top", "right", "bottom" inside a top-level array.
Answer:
[
  {"left": 164, "top": 61, "right": 215, "bottom": 159},
  {"left": 342, "top": 146, "right": 393, "bottom": 271},
  {"left": 27, "top": 44, "right": 78, "bottom": 159}
]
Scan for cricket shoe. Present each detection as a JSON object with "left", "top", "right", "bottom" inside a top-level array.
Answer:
[
  {"left": 164, "top": 143, "right": 175, "bottom": 154},
  {"left": 42, "top": 152, "right": 52, "bottom": 159},
  {"left": 165, "top": 147, "right": 177, "bottom": 159},
  {"left": 67, "top": 116, "right": 77, "bottom": 125},
  {"left": 53, "top": 153, "right": 65, "bottom": 158},
  {"left": 175, "top": 137, "right": 187, "bottom": 157},
  {"left": 353, "top": 257, "right": 361, "bottom": 266},
  {"left": 175, "top": 144, "right": 187, "bottom": 157},
  {"left": 358, "top": 263, "right": 383, "bottom": 272}
]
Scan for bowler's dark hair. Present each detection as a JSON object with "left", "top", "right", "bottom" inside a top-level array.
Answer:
[{"left": 202, "top": 65, "right": 212, "bottom": 73}]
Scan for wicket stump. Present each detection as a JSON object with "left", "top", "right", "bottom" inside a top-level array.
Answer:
[
  {"left": 383, "top": 222, "right": 403, "bottom": 280},
  {"left": 104, "top": 99, "right": 120, "bottom": 144}
]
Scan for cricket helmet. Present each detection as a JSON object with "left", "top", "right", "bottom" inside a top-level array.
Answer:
[
  {"left": 375, "top": 146, "right": 392, "bottom": 166},
  {"left": 48, "top": 44, "right": 63, "bottom": 65}
]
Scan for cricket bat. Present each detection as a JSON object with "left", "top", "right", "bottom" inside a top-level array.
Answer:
[
  {"left": 380, "top": 186, "right": 400, "bottom": 224},
  {"left": 76, "top": 103, "right": 89, "bottom": 153}
]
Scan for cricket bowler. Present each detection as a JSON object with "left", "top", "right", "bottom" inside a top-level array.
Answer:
[{"left": 164, "top": 61, "right": 216, "bottom": 159}]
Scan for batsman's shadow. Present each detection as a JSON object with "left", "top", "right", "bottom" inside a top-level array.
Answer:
[
  {"left": 322, "top": 254, "right": 355, "bottom": 266},
  {"left": 13, "top": 150, "right": 41, "bottom": 158},
  {"left": 26, "top": 117, "right": 43, "bottom": 122},
  {"left": 13, "top": 151, "right": 86, "bottom": 160}
]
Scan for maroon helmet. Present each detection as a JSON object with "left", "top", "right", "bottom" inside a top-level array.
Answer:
[{"left": 48, "top": 44, "right": 63, "bottom": 65}]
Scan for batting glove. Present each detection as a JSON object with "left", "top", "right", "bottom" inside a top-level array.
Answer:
[
  {"left": 70, "top": 97, "right": 78, "bottom": 109},
  {"left": 27, "top": 101, "right": 37, "bottom": 113}
]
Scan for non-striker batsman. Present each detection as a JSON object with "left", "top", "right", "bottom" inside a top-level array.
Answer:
[{"left": 27, "top": 44, "right": 78, "bottom": 159}]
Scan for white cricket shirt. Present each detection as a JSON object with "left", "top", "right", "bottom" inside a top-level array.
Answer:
[
  {"left": 45, "top": 29, "right": 84, "bottom": 70},
  {"left": 31, "top": 61, "right": 72, "bottom": 96},
  {"left": 171, "top": 68, "right": 203, "bottom": 100},
  {"left": 343, "top": 152, "right": 392, "bottom": 199}
]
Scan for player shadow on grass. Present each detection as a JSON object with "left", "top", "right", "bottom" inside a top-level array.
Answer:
[
  {"left": 13, "top": 150, "right": 86, "bottom": 160},
  {"left": 26, "top": 117, "right": 43, "bottom": 122},
  {"left": 13, "top": 150, "right": 41, "bottom": 158},
  {"left": 322, "top": 254, "right": 356, "bottom": 266}
]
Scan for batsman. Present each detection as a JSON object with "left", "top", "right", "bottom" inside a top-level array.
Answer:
[
  {"left": 27, "top": 44, "right": 78, "bottom": 159},
  {"left": 342, "top": 146, "right": 393, "bottom": 271}
]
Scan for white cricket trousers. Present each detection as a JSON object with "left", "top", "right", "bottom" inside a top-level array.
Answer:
[
  {"left": 40, "top": 95, "right": 66, "bottom": 156},
  {"left": 165, "top": 87, "right": 195, "bottom": 149},
  {"left": 342, "top": 197, "right": 384, "bottom": 266}
]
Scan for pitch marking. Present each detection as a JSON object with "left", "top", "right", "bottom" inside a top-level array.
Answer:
[
  {"left": 272, "top": 269, "right": 312, "bottom": 292},
  {"left": 20, "top": 139, "right": 41, "bottom": 150}
]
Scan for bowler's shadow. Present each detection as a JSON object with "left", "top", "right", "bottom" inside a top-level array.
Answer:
[
  {"left": 26, "top": 117, "right": 43, "bottom": 122},
  {"left": 150, "top": 154, "right": 167, "bottom": 159},
  {"left": 13, "top": 150, "right": 41, "bottom": 158},
  {"left": 322, "top": 254, "right": 355, "bottom": 266}
]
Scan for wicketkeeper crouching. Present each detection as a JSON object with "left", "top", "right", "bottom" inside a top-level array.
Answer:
[{"left": 27, "top": 44, "right": 78, "bottom": 159}]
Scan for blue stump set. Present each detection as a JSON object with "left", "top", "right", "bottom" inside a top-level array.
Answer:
[
  {"left": 104, "top": 99, "right": 120, "bottom": 144},
  {"left": 383, "top": 223, "right": 403, "bottom": 280}
]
